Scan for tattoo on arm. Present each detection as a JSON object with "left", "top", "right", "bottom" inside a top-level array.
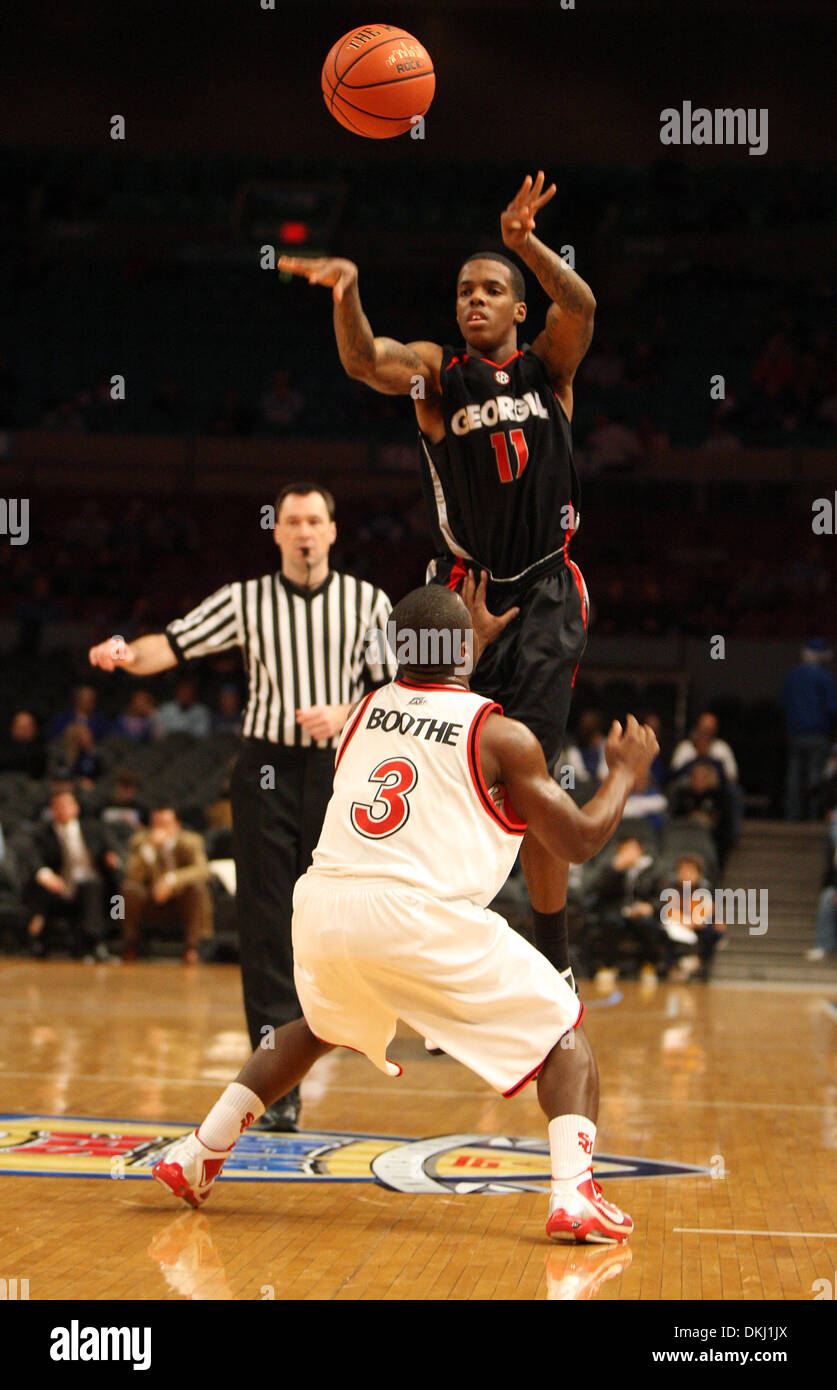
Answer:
[
  {"left": 333, "top": 282, "right": 377, "bottom": 376},
  {"left": 523, "top": 236, "right": 592, "bottom": 316}
]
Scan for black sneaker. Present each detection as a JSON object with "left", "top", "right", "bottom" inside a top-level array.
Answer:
[{"left": 251, "top": 1088, "right": 301, "bottom": 1133}]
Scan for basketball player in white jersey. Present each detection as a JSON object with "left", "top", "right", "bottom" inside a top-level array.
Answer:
[{"left": 153, "top": 586, "right": 658, "bottom": 1243}]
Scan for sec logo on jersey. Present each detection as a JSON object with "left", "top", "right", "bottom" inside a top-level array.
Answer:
[{"left": 494, "top": 370, "right": 510, "bottom": 384}]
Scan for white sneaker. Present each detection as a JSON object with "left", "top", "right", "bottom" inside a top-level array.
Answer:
[
  {"left": 152, "top": 1130, "right": 231, "bottom": 1209},
  {"left": 805, "top": 947, "right": 826, "bottom": 962}
]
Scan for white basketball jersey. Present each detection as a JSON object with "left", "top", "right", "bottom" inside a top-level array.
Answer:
[{"left": 309, "top": 679, "right": 526, "bottom": 905}]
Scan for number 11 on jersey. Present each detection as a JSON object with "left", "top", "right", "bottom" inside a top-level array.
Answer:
[{"left": 490, "top": 429, "right": 529, "bottom": 482}]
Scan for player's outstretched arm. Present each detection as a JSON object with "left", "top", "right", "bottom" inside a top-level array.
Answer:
[
  {"left": 278, "top": 255, "right": 442, "bottom": 397},
  {"left": 480, "top": 713, "right": 658, "bottom": 864},
  {"left": 500, "top": 172, "right": 596, "bottom": 405}
]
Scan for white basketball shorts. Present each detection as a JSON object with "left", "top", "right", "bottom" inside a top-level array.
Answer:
[{"left": 291, "top": 872, "right": 584, "bottom": 1096}]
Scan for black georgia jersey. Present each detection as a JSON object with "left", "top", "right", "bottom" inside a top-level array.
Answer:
[{"left": 418, "top": 345, "right": 580, "bottom": 585}]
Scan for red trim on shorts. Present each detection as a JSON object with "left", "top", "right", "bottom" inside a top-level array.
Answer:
[
  {"left": 446, "top": 557, "right": 468, "bottom": 592},
  {"left": 334, "top": 690, "right": 376, "bottom": 770},
  {"left": 502, "top": 999, "right": 586, "bottom": 1097},
  {"left": 563, "top": 520, "right": 587, "bottom": 689},
  {"left": 466, "top": 701, "right": 527, "bottom": 836}
]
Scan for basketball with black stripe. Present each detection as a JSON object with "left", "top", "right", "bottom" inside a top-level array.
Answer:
[{"left": 321, "top": 24, "right": 435, "bottom": 139}]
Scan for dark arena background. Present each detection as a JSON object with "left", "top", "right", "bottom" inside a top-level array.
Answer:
[{"left": 1, "top": 0, "right": 836, "bottom": 1347}]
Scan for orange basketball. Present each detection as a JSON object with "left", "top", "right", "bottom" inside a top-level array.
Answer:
[{"left": 321, "top": 24, "right": 435, "bottom": 139}]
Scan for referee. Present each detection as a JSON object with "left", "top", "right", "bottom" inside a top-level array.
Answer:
[{"left": 90, "top": 482, "right": 396, "bottom": 1130}]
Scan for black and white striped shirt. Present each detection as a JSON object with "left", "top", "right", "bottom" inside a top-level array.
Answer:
[{"left": 165, "top": 571, "right": 396, "bottom": 749}]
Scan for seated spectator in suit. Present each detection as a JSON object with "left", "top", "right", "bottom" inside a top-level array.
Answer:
[
  {"left": 158, "top": 679, "right": 212, "bottom": 739},
  {"left": 658, "top": 854, "right": 726, "bottom": 981},
  {"left": 212, "top": 685, "right": 243, "bottom": 736},
  {"left": 561, "top": 710, "right": 608, "bottom": 785},
  {"left": 0, "top": 710, "right": 47, "bottom": 780},
  {"left": 583, "top": 834, "right": 660, "bottom": 985},
  {"left": 667, "top": 758, "right": 734, "bottom": 868},
  {"left": 806, "top": 810, "right": 837, "bottom": 962},
  {"left": 99, "top": 770, "right": 148, "bottom": 869},
  {"left": 49, "top": 685, "right": 110, "bottom": 743},
  {"left": 121, "top": 805, "right": 212, "bottom": 964},
  {"left": 115, "top": 689, "right": 163, "bottom": 743},
  {"left": 27, "top": 789, "right": 119, "bottom": 959}
]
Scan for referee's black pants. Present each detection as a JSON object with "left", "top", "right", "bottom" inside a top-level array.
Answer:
[{"left": 231, "top": 740, "right": 335, "bottom": 1052}]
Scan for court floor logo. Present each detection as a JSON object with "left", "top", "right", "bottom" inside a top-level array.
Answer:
[{"left": 0, "top": 1115, "right": 710, "bottom": 1193}]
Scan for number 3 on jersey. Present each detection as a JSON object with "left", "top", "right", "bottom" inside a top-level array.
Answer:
[{"left": 350, "top": 758, "right": 418, "bottom": 839}]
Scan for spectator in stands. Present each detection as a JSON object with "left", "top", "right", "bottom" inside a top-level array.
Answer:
[
  {"left": 658, "top": 853, "right": 726, "bottom": 981},
  {"left": 49, "top": 685, "right": 110, "bottom": 743},
  {"left": 582, "top": 835, "right": 659, "bottom": 987},
  {"left": 52, "top": 721, "right": 102, "bottom": 787},
  {"left": 671, "top": 711, "right": 740, "bottom": 787},
  {"left": 158, "top": 677, "right": 212, "bottom": 739},
  {"left": 116, "top": 688, "right": 163, "bottom": 743},
  {"left": 667, "top": 758, "right": 734, "bottom": 868},
  {"left": 561, "top": 711, "right": 608, "bottom": 785},
  {"left": 27, "top": 789, "right": 118, "bottom": 960},
  {"left": 121, "top": 805, "right": 212, "bottom": 964},
  {"left": 0, "top": 820, "right": 22, "bottom": 923},
  {"left": 806, "top": 810, "right": 837, "bottom": 962},
  {"left": 0, "top": 710, "right": 47, "bottom": 780},
  {"left": 621, "top": 766, "right": 668, "bottom": 835},
  {"left": 259, "top": 370, "right": 304, "bottom": 433},
  {"left": 782, "top": 639, "right": 837, "bottom": 820},
  {"left": 99, "top": 770, "right": 147, "bottom": 868},
  {"left": 212, "top": 686, "right": 243, "bottom": 736}
]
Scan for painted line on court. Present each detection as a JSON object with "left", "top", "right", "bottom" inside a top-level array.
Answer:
[
  {"left": 1, "top": 1068, "right": 835, "bottom": 1111},
  {"left": 675, "top": 1227, "right": 837, "bottom": 1240}
]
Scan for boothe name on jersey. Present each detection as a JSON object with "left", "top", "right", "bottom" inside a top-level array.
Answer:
[
  {"left": 309, "top": 681, "right": 525, "bottom": 907},
  {"left": 419, "top": 345, "right": 581, "bottom": 586}
]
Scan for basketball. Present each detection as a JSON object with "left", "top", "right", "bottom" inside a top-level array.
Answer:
[{"left": 321, "top": 24, "right": 435, "bottom": 139}]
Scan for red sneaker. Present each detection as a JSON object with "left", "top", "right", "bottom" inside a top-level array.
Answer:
[
  {"left": 152, "top": 1130, "right": 230, "bottom": 1209},
  {"left": 546, "top": 1175, "right": 633, "bottom": 1244}
]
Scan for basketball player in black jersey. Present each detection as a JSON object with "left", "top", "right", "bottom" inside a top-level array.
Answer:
[{"left": 280, "top": 172, "right": 596, "bottom": 989}]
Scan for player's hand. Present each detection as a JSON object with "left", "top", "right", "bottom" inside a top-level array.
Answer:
[
  {"left": 296, "top": 704, "right": 347, "bottom": 740},
  {"left": 604, "top": 715, "right": 659, "bottom": 783},
  {"left": 460, "top": 570, "right": 519, "bottom": 657},
  {"left": 278, "top": 256, "right": 359, "bottom": 304},
  {"left": 501, "top": 171, "right": 556, "bottom": 253},
  {"left": 88, "top": 635, "right": 135, "bottom": 673}
]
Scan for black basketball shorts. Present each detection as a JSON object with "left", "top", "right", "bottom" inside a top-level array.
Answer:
[{"left": 433, "top": 560, "right": 589, "bottom": 769}]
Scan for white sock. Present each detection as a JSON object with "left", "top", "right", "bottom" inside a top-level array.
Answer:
[
  {"left": 198, "top": 1083, "right": 265, "bottom": 1151},
  {"left": 548, "top": 1114, "right": 596, "bottom": 1190}
]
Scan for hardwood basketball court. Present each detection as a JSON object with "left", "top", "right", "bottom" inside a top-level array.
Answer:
[{"left": 1, "top": 959, "right": 834, "bottom": 1302}]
